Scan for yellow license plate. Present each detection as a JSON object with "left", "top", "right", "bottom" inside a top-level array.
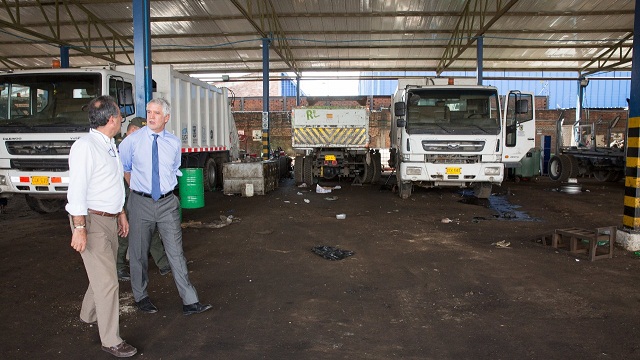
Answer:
[
  {"left": 446, "top": 167, "right": 461, "bottom": 175},
  {"left": 325, "top": 155, "right": 336, "bottom": 161},
  {"left": 31, "top": 176, "right": 50, "bottom": 185}
]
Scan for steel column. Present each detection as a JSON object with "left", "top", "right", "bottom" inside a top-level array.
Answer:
[
  {"left": 623, "top": 0, "right": 640, "bottom": 230},
  {"left": 262, "top": 37, "right": 271, "bottom": 160},
  {"left": 59, "top": 46, "right": 69, "bottom": 68},
  {"left": 476, "top": 36, "right": 483, "bottom": 85},
  {"left": 132, "top": 0, "right": 152, "bottom": 117}
]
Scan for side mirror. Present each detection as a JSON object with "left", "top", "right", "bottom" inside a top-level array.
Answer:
[
  {"left": 394, "top": 102, "right": 406, "bottom": 117},
  {"left": 397, "top": 119, "right": 406, "bottom": 128}
]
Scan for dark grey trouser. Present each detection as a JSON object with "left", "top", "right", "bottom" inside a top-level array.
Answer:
[{"left": 127, "top": 191, "right": 199, "bottom": 305}]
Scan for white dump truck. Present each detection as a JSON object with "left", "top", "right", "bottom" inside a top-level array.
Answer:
[
  {"left": 292, "top": 107, "right": 381, "bottom": 185},
  {"left": 390, "top": 77, "right": 535, "bottom": 199},
  {"left": 0, "top": 64, "right": 238, "bottom": 213}
]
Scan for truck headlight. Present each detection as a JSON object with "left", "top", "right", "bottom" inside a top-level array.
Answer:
[
  {"left": 0, "top": 175, "right": 6, "bottom": 185},
  {"left": 406, "top": 167, "right": 422, "bottom": 175},
  {"left": 484, "top": 167, "right": 501, "bottom": 175}
]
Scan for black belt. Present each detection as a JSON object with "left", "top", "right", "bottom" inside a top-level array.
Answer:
[{"left": 131, "top": 189, "right": 173, "bottom": 199}]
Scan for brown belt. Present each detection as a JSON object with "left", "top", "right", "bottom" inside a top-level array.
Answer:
[{"left": 88, "top": 209, "right": 120, "bottom": 217}]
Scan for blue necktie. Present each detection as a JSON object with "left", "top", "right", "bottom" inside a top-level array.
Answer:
[{"left": 151, "top": 134, "right": 161, "bottom": 201}]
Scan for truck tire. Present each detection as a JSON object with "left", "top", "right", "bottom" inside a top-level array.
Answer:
[
  {"left": 565, "top": 154, "right": 580, "bottom": 178},
  {"left": 593, "top": 170, "right": 609, "bottom": 182},
  {"left": 303, "top": 156, "right": 315, "bottom": 185},
  {"left": 473, "top": 183, "right": 492, "bottom": 199},
  {"left": 371, "top": 152, "right": 382, "bottom": 184},
  {"left": 548, "top": 155, "right": 571, "bottom": 181},
  {"left": 203, "top": 158, "right": 217, "bottom": 191},
  {"left": 399, "top": 181, "right": 412, "bottom": 199},
  {"left": 294, "top": 155, "right": 304, "bottom": 184},
  {"left": 25, "top": 195, "right": 64, "bottom": 214}
]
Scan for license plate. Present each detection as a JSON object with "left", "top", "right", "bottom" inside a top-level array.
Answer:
[
  {"left": 446, "top": 167, "right": 461, "bottom": 175},
  {"left": 31, "top": 176, "right": 50, "bottom": 185},
  {"left": 325, "top": 155, "right": 336, "bottom": 161}
]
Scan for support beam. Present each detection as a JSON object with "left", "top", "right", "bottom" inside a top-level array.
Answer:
[
  {"left": 132, "top": 0, "right": 152, "bottom": 117},
  {"left": 262, "top": 37, "right": 270, "bottom": 160},
  {"left": 619, "top": 0, "right": 640, "bottom": 251}
]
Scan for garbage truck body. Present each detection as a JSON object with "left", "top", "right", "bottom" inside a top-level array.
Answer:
[
  {"left": 390, "top": 77, "right": 535, "bottom": 199},
  {"left": 292, "top": 107, "right": 381, "bottom": 185},
  {"left": 0, "top": 64, "right": 239, "bottom": 213}
]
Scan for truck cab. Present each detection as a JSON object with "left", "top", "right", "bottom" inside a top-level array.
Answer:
[
  {"left": 0, "top": 68, "right": 135, "bottom": 213},
  {"left": 390, "top": 77, "right": 534, "bottom": 199}
]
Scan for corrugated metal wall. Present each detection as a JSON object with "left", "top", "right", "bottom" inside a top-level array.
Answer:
[{"left": 359, "top": 71, "right": 630, "bottom": 109}]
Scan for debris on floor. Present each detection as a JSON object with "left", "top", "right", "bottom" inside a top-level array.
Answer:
[
  {"left": 181, "top": 215, "right": 237, "bottom": 229},
  {"left": 491, "top": 240, "right": 511, "bottom": 248},
  {"left": 311, "top": 245, "right": 355, "bottom": 260},
  {"left": 325, "top": 196, "right": 338, "bottom": 201}
]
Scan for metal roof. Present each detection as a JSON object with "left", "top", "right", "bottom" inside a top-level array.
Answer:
[{"left": 0, "top": 0, "right": 635, "bottom": 78}]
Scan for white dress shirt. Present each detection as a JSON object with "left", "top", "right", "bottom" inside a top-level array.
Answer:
[{"left": 65, "top": 129, "right": 125, "bottom": 215}]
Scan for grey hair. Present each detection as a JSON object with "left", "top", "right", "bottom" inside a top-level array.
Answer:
[{"left": 148, "top": 98, "right": 171, "bottom": 117}]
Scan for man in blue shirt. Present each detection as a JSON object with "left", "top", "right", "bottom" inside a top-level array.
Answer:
[{"left": 119, "top": 98, "right": 211, "bottom": 316}]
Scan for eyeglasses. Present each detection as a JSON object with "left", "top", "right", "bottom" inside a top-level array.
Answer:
[{"left": 108, "top": 147, "right": 116, "bottom": 157}]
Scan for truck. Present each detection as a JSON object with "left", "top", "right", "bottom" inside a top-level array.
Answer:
[
  {"left": 0, "top": 64, "right": 239, "bottom": 213},
  {"left": 548, "top": 110, "right": 625, "bottom": 182},
  {"left": 390, "top": 77, "right": 535, "bottom": 199},
  {"left": 291, "top": 107, "right": 381, "bottom": 186}
]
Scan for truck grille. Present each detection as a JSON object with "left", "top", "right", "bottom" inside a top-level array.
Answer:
[
  {"left": 421, "top": 140, "right": 485, "bottom": 152},
  {"left": 10, "top": 159, "right": 69, "bottom": 172},
  {"left": 6, "top": 141, "right": 74, "bottom": 155},
  {"left": 425, "top": 154, "right": 481, "bottom": 164}
]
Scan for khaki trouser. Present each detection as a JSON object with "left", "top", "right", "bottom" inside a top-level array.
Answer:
[{"left": 75, "top": 213, "right": 122, "bottom": 348}]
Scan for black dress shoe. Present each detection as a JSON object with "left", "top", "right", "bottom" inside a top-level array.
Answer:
[
  {"left": 117, "top": 269, "right": 130, "bottom": 281},
  {"left": 136, "top": 297, "right": 158, "bottom": 313},
  {"left": 182, "top": 302, "right": 213, "bottom": 316},
  {"left": 159, "top": 266, "right": 171, "bottom": 276},
  {"left": 101, "top": 340, "right": 137, "bottom": 358}
]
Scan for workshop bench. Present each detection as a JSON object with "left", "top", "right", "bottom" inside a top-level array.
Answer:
[{"left": 551, "top": 226, "right": 616, "bottom": 261}]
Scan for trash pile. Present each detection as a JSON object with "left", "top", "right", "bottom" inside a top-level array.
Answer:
[{"left": 311, "top": 245, "right": 355, "bottom": 261}]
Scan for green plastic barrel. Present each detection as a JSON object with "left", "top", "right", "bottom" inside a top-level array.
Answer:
[{"left": 178, "top": 168, "right": 205, "bottom": 209}]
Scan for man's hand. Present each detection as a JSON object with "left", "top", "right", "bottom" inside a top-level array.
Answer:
[
  {"left": 71, "top": 229, "right": 87, "bottom": 253},
  {"left": 118, "top": 212, "right": 129, "bottom": 237}
]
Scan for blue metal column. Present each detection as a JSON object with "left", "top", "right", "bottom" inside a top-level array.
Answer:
[
  {"left": 476, "top": 36, "right": 483, "bottom": 85},
  {"left": 623, "top": 0, "right": 640, "bottom": 231},
  {"left": 132, "top": 0, "right": 152, "bottom": 117},
  {"left": 262, "top": 37, "right": 271, "bottom": 160},
  {"left": 59, "top": 46, "right": 69, "bottom": 68},
  {"left": 296, "top": 76, "right": 301, "bottom": 106}
]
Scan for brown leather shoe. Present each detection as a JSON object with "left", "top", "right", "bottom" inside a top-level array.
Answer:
[{"left": 101, "top": 341, "right": 137, "bottom": 358}]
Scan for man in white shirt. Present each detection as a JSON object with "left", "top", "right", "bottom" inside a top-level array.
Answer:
[{"left": 66, "top": 95, "right": 137, "bottom": 358}]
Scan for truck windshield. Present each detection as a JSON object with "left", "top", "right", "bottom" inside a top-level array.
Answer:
[
  {"left": 0, "top": 73, "right": 100, "bottom": 133},
  {"left": 405, "top": 89, "right": 500, "bottom": 135}
]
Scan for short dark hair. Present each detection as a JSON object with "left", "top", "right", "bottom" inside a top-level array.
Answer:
[{"left": 88, "top": 95, "right": 119, "bottom": 129}]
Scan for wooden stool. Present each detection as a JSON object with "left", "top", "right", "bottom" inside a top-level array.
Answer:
[{"left": 553, "top": 227, "right": 616, "bottom": 261}]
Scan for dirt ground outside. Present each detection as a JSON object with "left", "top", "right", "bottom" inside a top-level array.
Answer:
[{"left": 1, "top": 175, "right": 639, "bottom": 360}]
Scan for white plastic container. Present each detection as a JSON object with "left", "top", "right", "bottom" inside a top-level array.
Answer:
[{"left": 241, "top": 183, "right": 254, "bottom": 197}]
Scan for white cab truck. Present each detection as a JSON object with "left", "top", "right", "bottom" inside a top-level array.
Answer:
[
  {"left": 390, "top": 77, "right": 535, "bottom": 199},
  {"left": 292, "top": 107, "right": 381, "bottom": 185},
  {"left": 0, "top": 64, "right": 238, "bottom": 213}
]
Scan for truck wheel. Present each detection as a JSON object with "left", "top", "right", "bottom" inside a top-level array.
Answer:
[
  {"left": 303, "top": 156, "right": 315, "bottom": 185},
  {"left": 294, "top": 155, "right": 304, "bottom": 184},
  {"left": 549, "top": 155, "right": 571, "bottom": 181},
  {"left": 565, "top": 154, "right": 580, "bottom": 178},
  {"left": 593, "top": 170, "right": 609, "bottom": 182},
  {"left": 371, "top": 152, "right": 382, "bottom": 184},
  {"left": 203, "top": 158, "right": 217, "bottom": 191},
  {"left": 25, "top": 195, "right": 64, "bottom": 214},
  {"left": 399, "top": 181, "right": 412, "bottom": 199},
  {"left": 473, "top": 183, "right": 492, "bottom": 199}
]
